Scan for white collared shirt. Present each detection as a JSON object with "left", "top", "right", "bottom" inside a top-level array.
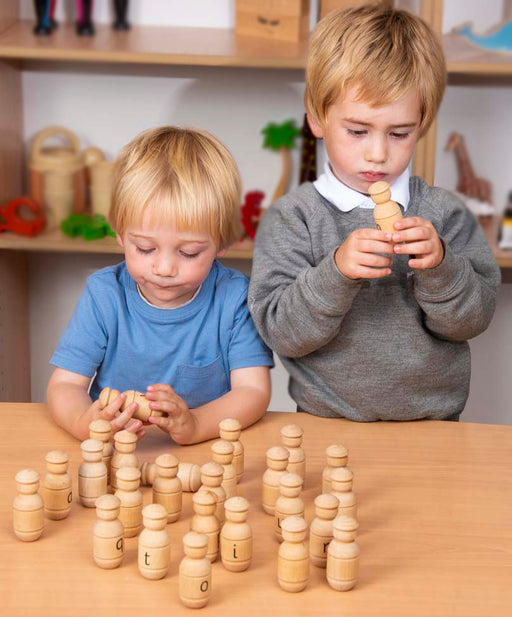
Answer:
[{"left": 313, "top": 162, "right": 410, "bottom": 212}]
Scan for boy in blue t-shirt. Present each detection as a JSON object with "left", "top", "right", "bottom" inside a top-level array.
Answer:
[{"left": 48, "top": 126, "right": 273, "bottom": 443}]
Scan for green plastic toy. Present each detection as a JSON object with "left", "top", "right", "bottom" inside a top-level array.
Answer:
[{"left": 61, "top": 213, "right": 116, "bottom": 241}]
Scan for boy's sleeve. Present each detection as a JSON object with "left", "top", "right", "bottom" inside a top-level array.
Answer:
[
  {"left": 50, "top": 279, "right": 108, "bottom": 377},
  {"left": 248, "top": 201, "right": 362, "bottom": 358},
  {"left": 413, "top": 193, "right": 501, "bottom": 341}
]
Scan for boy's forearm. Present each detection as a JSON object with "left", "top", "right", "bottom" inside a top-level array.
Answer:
[{"left": 47, "top": 382, "right": 93, "bottom": 441}]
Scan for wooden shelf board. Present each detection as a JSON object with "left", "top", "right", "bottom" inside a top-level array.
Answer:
[
  {"left": 481, "top": 216, "right": 512, "bottom": 269},
  {"left": 444, "top": 32, "right": 512, "bottom": 75}
]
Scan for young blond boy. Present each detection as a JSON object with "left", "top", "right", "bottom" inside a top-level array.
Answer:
[
  {"left": 248, "top": 6, "right": 500, "bottom": 422},
  {"left": 48, "top": 127, "right": 273, "bottom": 443}
]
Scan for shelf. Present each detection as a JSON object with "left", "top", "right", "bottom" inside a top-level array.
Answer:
[
  {"left": 444, "top": 32, "right": 512, "bottom": 76},
  {"left": 481, "top": 216, "right": 512, "bottom": 269}
]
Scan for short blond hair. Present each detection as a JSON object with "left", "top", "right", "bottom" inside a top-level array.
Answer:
[
  {"left": 305, "top": 5, "right": 446, "bottom": 136},
  {"left": 110, "top": 126, "right": 242, "bottom": 249}
]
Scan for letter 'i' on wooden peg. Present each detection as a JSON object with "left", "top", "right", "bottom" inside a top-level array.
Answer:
[
  {"left": 93, "top": 494, "right": 124, "bottom": 569},
  {"left": 111, "top": 429, "right": 138, "bottom": 491},
  {"left": 219, "top": 418, "right": 244, "bottom": 481},
  {"left": 199, "top": 462, "right": 226, "bottom": 524},
  {"left": 191, "top": 490, "right": 219, "bottom": 563},
  {"left": 326, "top": 516, "right": 360, "bottom": 591},
  {"left": 115, "top": 466, "right": 143, "bottom": 538},
  {"left": 262, "top": 446, "right": 289, "bottom": 515},
  {"left": 277, "top": 516, "right": 309, "bottom": 592},
  {"left": 152, "top": 453, "right": 182, "bottom": 523},
  {"left": 211, "top": 439, "right": 237, "bottom": 499},
  {"left": 41, "top": 450, "right": 72, "bottom": 520},
  {"left": 13, "top": 469, "right": 44, "bottom": 541},
  {"left": 220, "top": 497, "right": 252, "bottom": 572},
  {"left": 322, "top": 444, "right": 348, "bottom": 493},
  {"left": 179, "top": 532, "right": 211, "bottom": 609},
  {"left": 138, "top": 504, "right": 170, "bottom": 580},
  {"left": 309, "top": 494, "right": 339, "bottom": 568},
  {"left": 79, "top": 439, "right": 107, "bottom": 507},
  {"left": 368, "top": 180, "right": 403, "bottom": 233},
  {"left": 177, "top": 462, "right": 202, "bottom": 493},
  {"left": 89, "top": 419, "right": 114, "bottom": 489},
  {"left": 281, "top": 424, "right": 305, "bottom": 480},
  {"left": 274, "top": 472, "right": 304, "bottom": 542},
  {"left": 330, "top": 467, "right": 357, "bottom": 519}
]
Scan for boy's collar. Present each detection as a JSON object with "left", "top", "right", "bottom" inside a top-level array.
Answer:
[{"left": 314, "top": 162, "right": 410, "bottom": 212}]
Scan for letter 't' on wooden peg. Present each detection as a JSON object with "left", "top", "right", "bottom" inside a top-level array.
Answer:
[
  {"left": 309, "top": 493, "right": 339, "bottom": 568},
  {"left": 262, "top": 446, "right": 289, "bottom": 515},
  {"left": 79, "top": 438, "right": 108, "bottom": 507},
  {"left": 278, "top": 516, "right": 309, "bottom": 592},
  {"left": 153, "top": 453, "right": 182, "bottom": 523},
  {"left": 326, "top": 515, "right": 360, "bottom": 591},
  {"left": 42, "top": 450, "right": 72, "bottom": 520},
  {"left": 13, "top": 469, "right": 44, "bottom": 541},
  {"left": 179, "top": 532, "right": 211, "bottom": 608},
  {"left": 322, "top": 444, "right": 348, "bottom": 493},
  {"left": 368, "top": 180, "right": 403, "bottom": 233},
  {"left": 138, "top": 503, "right": 170, "bottom": 580},
  {"left": 211, "top": 439, "right": 237, "bottom": 499},
  {"left": 93, "top": 494, "right": 124, "bottom": 569},
  {"left": 280, "top": 424, "right": 305, "bottom": 480},
  {"left": 218, "top": 418, "right": 244, "bottom": 481},
  {"left": 220, "top": 496, "right": 252, "bottom": 572}
]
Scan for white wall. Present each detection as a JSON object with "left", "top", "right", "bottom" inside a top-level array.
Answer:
[{"left": 23, "top": 0, "right": 512, "bottom": 424}]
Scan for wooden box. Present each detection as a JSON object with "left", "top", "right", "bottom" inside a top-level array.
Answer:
[
  {"left": 235, "top": 0, "right": 310, "bottom": 42},
  {"left": 320, "top": 0, "right": 393, "bottom": 20}
]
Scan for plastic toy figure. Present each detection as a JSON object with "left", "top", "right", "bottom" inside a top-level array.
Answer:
[
  {"left": 76, "top": 0, "right": 95, "bottom": 36},
  {"left": 113, "top": 0, "right": 130, "bottom": 31},
  {"left": 33, "top": 0, "right": 52, "bottom": 35}
]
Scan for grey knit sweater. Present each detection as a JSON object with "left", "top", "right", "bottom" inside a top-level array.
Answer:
[{"left": 248, "top": 177, "right": 501, "bottom": 421}]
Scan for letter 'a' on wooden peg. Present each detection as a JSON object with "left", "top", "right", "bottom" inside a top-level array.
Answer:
[
  {"left": 115, "top": 466, "right": 143, "bottom": 538},
  {"left": 309, "top": 493, "right": 339, "bottom": 568},
  {"left": 177, "top": 462, "right": 202, "bottom": 493},
  {"left": 262, "top": 446, "right": 289, "bottom": 515},
  {"left": 13, "top": 469, "right": 44, "bottom": 542},
  {"left": 138, "top": 503, "right": 170, "bottom": 580},
  {"left": 79, "top": 439, "right": 107, "bottom": 507},
  {"left": 152, "top": 453, "right": 182, "bottom": 523},
  {"left": 220, "top": 496, "right": 252, "bottom": 572},
  {"left": 41, "top": 450, "right": 72, "bottom": 520},
  {"left": 278, "top": 516, "right": 309, "bottom": 593},
  {"left": 211, "top": 439, "right": 237, "bottom": 499},
  {"left": 93, "top": 494, "right": 124, "bottom": 569},
  {"left": 191, "top": 490, "right": 219, "bottom": 563},
  {"left": 199, "top": 462, "right": 226, "bottom": 524},
  {"left": 280, "top": 424, "right": 305, "bottom": 480},
  {"left": 89, "top": 419, "right": 114, "bottom": 489},
  {"left": 326, "top": 516, "right": 360, "bottom": 591},
  {"left": 368, "top": 180, "right": 403, "bottom": 233},
  {"left": 111, "top": 430, "right": 138, "bottom": 492},
  {"left": 274, "top": 472, "right": 304, "bottom": 542},
  {"left": 330, "top": 467, "right": 357, "bottom": 519},
  {"left": 179, "top": 532, "right": 211, "bottom": 609},
  {"left": 322, "top": 444, "right": 348, "bottom": 493},
  {"left": 219, "top": 418, "right": 244, "bottom": 482}
]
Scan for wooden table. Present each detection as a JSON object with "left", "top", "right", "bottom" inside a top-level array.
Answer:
[{"left": 1, "top": 405, "right": 511, "bottom": 617}]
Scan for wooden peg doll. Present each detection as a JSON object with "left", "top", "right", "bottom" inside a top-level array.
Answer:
[
  {"left": 93, "top": 494, "right": 124, "bottom": 569},
  {"left": 138, "top": 504, "right": 170, "bottom": 580},
  {"left": 79, "top": 438, "right": 107, "bottom": 507},
  {"left": 41, "top": 450, "right": 72, "bottom": 520},
  {"left": 179, "top": 532, "right": 211, "bottom": 608},
  {"left": 220, "top": 496, "right": 252, "bottom": 572},
  {"left": 277, "top": 516, "right": 309, "bottom": 592},
  {"left": 368, "top": 180, "right": 403, "bottom": 233},
  {"left": 13, "top": 469, "right": 44, "bottom": 542},
  {"left": 219, "top": 418, "right": 244, "bottom": 481}
]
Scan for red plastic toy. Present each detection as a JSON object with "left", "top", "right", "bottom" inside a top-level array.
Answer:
[
  {"left": 0, "top": 196, "right": 46, "bottom": 237},
  {"left": 241, "top": 190, "right": 265, "bottom": 240}
]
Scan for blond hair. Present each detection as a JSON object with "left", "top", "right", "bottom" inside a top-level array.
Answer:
[
  {"left": 305, "top": 5, "right": 446, "bottom": 135},
  {"left": 110, "top": 126, "right": 242, "bottom": 248}
]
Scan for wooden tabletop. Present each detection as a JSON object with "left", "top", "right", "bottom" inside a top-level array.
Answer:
[{"left": 1, "top": 404, "right": 511, "bottom": 617}]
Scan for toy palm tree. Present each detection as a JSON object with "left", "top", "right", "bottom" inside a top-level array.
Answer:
[{"left": 262, "top": 119, "right": 300, "bottom": 201}]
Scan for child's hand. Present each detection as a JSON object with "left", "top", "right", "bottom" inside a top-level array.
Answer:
[
  {"left": 91, "top": 392, "right": 146, "bottom": 439},
  {"left": 145, "top": 384, "right": 197, "bottom": 445},
  {"left": 391, "top": 217, "right": 444, "bottom": 269},
  {"left": 335, "top": 228, "right": 394, "bottom": 279}
]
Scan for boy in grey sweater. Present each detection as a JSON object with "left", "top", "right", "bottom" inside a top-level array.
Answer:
[{"left": 248, "top": 6, "right": 500, "bottom": 422}]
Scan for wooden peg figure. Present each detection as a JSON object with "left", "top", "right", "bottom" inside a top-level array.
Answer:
[
  {"left": 79, "top": 439, "right": 107, "bottom": 507},
  {"left": 326, "top": 516, "right": 360, "bottom": 591},
  {"left": 140, "top": 460, "right": 201, "bottom": 492},
  {"left": 152, "top": 453, "right": 182, "bottom": 523},
  {"left": 93, "top": 494, "right": 124, "bottom": 569},
  {"left": 274, "top": 472, "right": 304, "bottom": 541},
  {"left": 322, "top": 444, "right": 348, "bottom": 493},
  {"left": 219, "top": 418, "right": 244, "bottom": 481},
  {"left": 199, "top": 462, "right": 226, "bottom": 524},
  {"left": 262, "top": 446, "right": 289, "bottom": 515},
  {"left": 277, "top": 516, "right": 309, "bottom": 593},
  {"left": 13, "top": 469, "right": 44, "bottom": 542},
  {"left": 309, "top": 493, "right": 339, "bottom": 568},
  {"left": 99, "top": 387, "right": 164, "bottom": 423},
  {"left": 89, "top": 419, "right": 114, "bottom": 488},
  {"left": 211, "top": 439, "right": 237, "bottom": 499},
  {"left": 115, "top": 466, "right": 143, "bottom": 537},
  {"left": 111, "top": 429, "right": 138, "bottom": 491},
  {"left": 138, "top": 504, "right": 170, "bottom": 580},
  {"left": 280, "top": 424, "right": 306, "bottom": 480},
  {"left": 330, "top": 467, "right": 357, "bottom": 519},
  {"left": 191, "top": 490, "right": 220, "bottom": 563},
  {"left": 179, "top": 532, "right": 211, "bottom": 609},
  {"left": 220, "top": 497, "right": 252, "bottom": 572},
  {"left": 368, "top": 181, "right": 403, "bottom": 233},
  {"left": 41, "top": 450, "right": 72, "bottom": 520}
]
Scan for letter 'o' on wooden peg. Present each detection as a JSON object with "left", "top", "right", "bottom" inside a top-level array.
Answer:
[
  {"left": 179, "top": 532, "right": 211, "bottom": 608},
  {"left": 13, "top": 469, "right": 44, "bottom": 542},
  {"left": 42, "top": 450, "right": 72, "bottom": 520}
]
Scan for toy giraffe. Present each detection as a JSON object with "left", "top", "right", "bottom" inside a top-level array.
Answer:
[{"left": 445, "top": 132, "right": 492, "bottom": 204}]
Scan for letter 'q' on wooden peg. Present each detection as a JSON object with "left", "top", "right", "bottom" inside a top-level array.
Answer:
[
  {"left": 220, "top": 496, "right": 252, "bottom": 572},
  {"left": 41, "top": 450, "right": 72, "bottom": 520},
  {"left": 280, "top": 424, "right": 305, "bottom": 480},
  {"left": 368, "top": 180, "right": 403, "bottom": 233},
  {"left": 111, "top": 429, "right": 138, "bottom": 491},
  {"left": 278, "top": 516, "right": 309, "bottom": 593},
  {"left": 326, "top": 515, "right": 360, "bottom": 591},
  {"left": 13, "top": 469, "right": 44, "bottom": 542},
  {"left": 322, "top": 444, "right": 348, "bottom": 493},
  {"left": 262, "top": 446, "right": 289, "bottom": 516},
  {"left": 309, "top": 493, "right": 339, "bottom": 568},
  {"left": 153, "top": 453, "right": 182, "bottom": 523},
  {"left": 219, "top": 418, "right": 244, "bottom": 481},
  {"left": 79, "top": 439, "right": 107, "bottom": 507},
  {"left": 93, "top": 494, "right": 124, "bottom": 569},
  {"left": 179, "top": 532, "right": 211, "bottom": 609},
  {"left": 138, "top": 503, "right": 170, "bottom": 580}
]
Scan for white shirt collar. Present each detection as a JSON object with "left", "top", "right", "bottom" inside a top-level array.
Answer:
[{"left": 313, "top": 162, "right": 410, "bottom": 212}]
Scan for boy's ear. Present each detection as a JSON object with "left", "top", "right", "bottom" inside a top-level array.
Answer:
[
  {"left": 116, "top": 233, "right": 124, "bottom": 248},
  {"left": 307, "top": 112, "right": 324, "bottom": 139},
  {"left": 216, "top": 248, "right": 227, "bottom": 258}
]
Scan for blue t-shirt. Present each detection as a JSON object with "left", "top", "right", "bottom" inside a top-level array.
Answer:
[{"left": 51, "top": 260, "right": 274, "bottom": 407}]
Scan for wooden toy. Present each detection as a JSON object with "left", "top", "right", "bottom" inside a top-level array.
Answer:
[
  {"left": 140, "top": 460, "right": 201, "bottom": 493},
  {"left": 89, "top": 161, "right": 114, "bottom": 219},
  {"left": 13, "top": 469, "right": 44, "bottom": 542},
  {"left": 190, "top": 490, "right": 220, "bottom": 563},
  {"left": 76, "top": 0, "right": 95, "bottom": 36},
  {"left": 179, "top": 532, "right": 211, "bottom": 609},
  {"left": 309, "top": 493, "right": 339, "bottom": 568},
  {"left": 219, "top": 418, "right": 244, "bottom": 481},
  {"left": 99, "top": 387, "right": 164, "bottom": 423},
  {"left": 93, "top": 494, "right": 124, "bottom": 569},
  {"left": 33, "top": 0, "right": 52, "bottom": 35},
  {"left": 262, "top": 120, "right": 301, "bottom": 201},
  {"left": 199, "top": 462, "right": 226, "bottom": 524},
  {"left": 235, "top": 0, "right": 309, "bottom": 42},
  {"left": 138, "top": 503, "right": 170, "bottom": 580},
  {"left": 322, "top": 444, "right": 348, "bottom": 493},
  {"left": 277, "top": 516, "right": 309, "bottom": 593},
  {"left": 262, "top": 446, "right": 290, "bottom": 516},
  {"left": 274, "top": 472, "right": 304, "bottom": 541},
  {"left": 115, "top": 466, "right": 143, "bottom": 538},
  {"left": 445, "top": 132, "right": 493, "bottom": 204},
  {"left": 220, "top": 496, "right": 252, "bottom": 572},
  {"left": 299, "top": 113, "right": 317, "bottom": 184},
  {"left": 152, "top": 453, "right": 182, "bottom": 523},
  {"left": 330, "top": 467, "right": 357, "bottom": 518},
  {"left": 320, "top": 0, "right": 392, "bottom": 20},
  {"left": 111, "top": 430, "right": 138, "bottom": 491},
  {"left": 113, "top": 0, "right": 130, "bottom": 30},
  {"left": 89, "top": 419, "right": 114, "bottom": 489},
  {"left": 0, "top": 197, "right": 45, "bottom": 237},
  {"left": 41, "top": 450, "right": 72, "bottom": 520},
  {"left": 211, "top": 440, "right": 237, "bottom": 499},
  {"left": 281, "top": 423, "right": 305, "bottom": 480},
  {"left": 368, "top": 181, "right": 403, "bottom": 233},
  {"left": 79, "top": 438, "right": 107, "bottom": 507},
  {"left": 326, "top": 516, "right": 360, "bottom": 591}
]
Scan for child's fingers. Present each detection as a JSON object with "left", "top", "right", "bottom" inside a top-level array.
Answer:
[
  {"left": 394, "top": 240, "right": 432, "bottom": 255},
  {"left": 146, "top": 383, "right": 176, "bottom": 395},
  {"left": 393, "top": 216, "right": 425, "bottom": 230},
  {"left": 352, "top": 266, "right": 392, "bottom": 279}
]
